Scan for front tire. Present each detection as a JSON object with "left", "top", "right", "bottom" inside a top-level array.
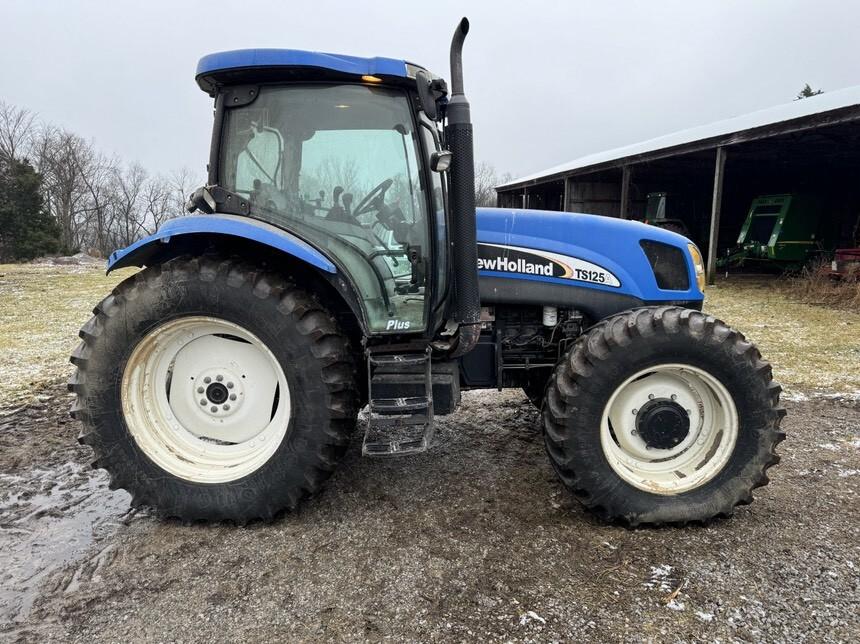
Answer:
[
  {"left": 543, "top": 307, "right": 785, "bottom": 526},
  {"left": 70, "top": 256, "right": 359, "bottom": 522}
]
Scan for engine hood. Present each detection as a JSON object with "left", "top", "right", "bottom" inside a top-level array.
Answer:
[{"left": 475, "top": 207, "right": 703, "bottom": 303}]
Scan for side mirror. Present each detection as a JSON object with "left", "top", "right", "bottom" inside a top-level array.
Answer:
[
  {"left": 186, "top": 186, "right": 216, "bottom": 213},
  {"left": 415, "top": 70, "right": 438, "bottom": 121},
  {"left": 431, "top": 150, "right": 453, "bottom": 173}
]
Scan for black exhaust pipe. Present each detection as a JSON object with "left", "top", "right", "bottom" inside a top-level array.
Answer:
[{"left": 446, "top": 17, "right": 481, "bottom": 357}]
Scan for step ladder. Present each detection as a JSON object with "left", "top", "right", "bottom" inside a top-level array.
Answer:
[{"left": 362, "top": 347, "right": 434, "bottom": 456}]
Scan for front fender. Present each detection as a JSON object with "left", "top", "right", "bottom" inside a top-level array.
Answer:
[{"left": 107, "top": 214, "right": 336, "bottom": 274}]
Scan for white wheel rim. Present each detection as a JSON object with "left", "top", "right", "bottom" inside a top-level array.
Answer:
[
  {"left": 121, "top": 316, "right": 290, "bottom": 483},
  {"left": 600, "top": 363, "right": 738, "bottom": 495}
]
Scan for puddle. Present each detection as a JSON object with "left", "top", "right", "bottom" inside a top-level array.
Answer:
[{"left": 0, "top": 461, "right": 131, "bottom": 624}]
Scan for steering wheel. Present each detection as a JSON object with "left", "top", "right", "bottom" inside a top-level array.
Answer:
[{"left": 353, "top": 178, "right": 393, "bottom": 217}]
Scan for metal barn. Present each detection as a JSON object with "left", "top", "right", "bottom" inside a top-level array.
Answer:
[{"left": 496, "top": 86, "right": 860, "bottom": 283}]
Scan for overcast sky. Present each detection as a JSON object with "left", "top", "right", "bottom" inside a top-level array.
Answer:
[{"left": 2, "top": 0, "right": 858, "bottom": 182}]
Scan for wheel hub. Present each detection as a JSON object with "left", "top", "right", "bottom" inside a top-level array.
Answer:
[
  {"left": 635, "top": 398, "right": 690, "bottom": 450},
  {"left": 206, "top": 381, "right": 229, "bottom": 404},
  {"left": 192, "top": 368, "right": 244, "bottom": 417}
]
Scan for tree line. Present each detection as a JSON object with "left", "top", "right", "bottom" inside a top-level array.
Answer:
[
  {"left": 1, "top": 98, "right": 512, "bottom": 262},
  {"left": 0, "top": 100, "right": 198, "bottom": 261}
]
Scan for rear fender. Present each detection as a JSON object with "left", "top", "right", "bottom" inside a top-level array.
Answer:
[
  {"left": 108, "top": 214, "right": 335, "bottom": 273},
  {"left": 108, "top": 214, "right": 369, "bottom": 333}
]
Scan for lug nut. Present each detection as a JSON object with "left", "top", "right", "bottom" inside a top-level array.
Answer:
[
  {"left": 223, "top": 404, "right": 230, "bottom": 411},
  {"left": 227, "top": 382, "right": 234, "bottom": 389},
  {"left": 197, "top": 386, "right": 204, "bottom": 394},
  {"left": 199, "top": 399, "right": 207, "bottom": 406},
  {"left": 632, "top": 408, "right": 638, "bottom": 415},
  {"left": 686, "top": 409, "right": 692, "bottom": 415},
  {"left": 216, "top": 375, "right": 223, "bottom": 382},
  {"left": 670, "top": 394, "right": 677, "bottom": 401},
  {"left": 648, "top": 394, "right": 655, "bottom": 400},
  {"left": 204, "top": 376, "right": 211, "bottom": 384},
  {"left": 210, "top": 406, "right": 218, "bottom": 413},
  {"left": 631, "top": 429, "right": 639, "bottom": 436},
  {"left": 229, "top": 393, "right": 237, "bottom": 401}
]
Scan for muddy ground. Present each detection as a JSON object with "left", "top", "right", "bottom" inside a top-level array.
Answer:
[{"left": 1, "top": 381, "right": 858, "bottom": 643}]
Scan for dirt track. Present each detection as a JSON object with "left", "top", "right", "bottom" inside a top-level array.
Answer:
[{"left": 1, "top": 382, "right": 858, "bottom": 643}]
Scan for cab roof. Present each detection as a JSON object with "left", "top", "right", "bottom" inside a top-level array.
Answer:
[{"left": 195, "top": 49, "right": 413, "bottom": 95}]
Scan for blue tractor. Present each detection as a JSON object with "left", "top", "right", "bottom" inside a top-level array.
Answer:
[{"left": 72, "top": 20, "right": 784, "bottom": 526}]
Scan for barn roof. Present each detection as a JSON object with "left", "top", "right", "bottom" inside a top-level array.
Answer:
[{"left": 498, "top": 84, "right": 860, "bottom": 190}]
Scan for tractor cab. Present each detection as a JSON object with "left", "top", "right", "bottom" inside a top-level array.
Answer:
[{"left": 190, "top": 52, "right": 455, "bottom": 338}]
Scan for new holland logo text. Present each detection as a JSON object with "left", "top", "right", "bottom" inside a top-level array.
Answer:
[
  {"left": 476, "top": 243, "right": 621, "bottom": 288},
  {"left": 477, "top": 255, "right": 554, "bottom": 276}
]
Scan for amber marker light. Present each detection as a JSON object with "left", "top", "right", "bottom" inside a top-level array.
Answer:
[{"left": 688, "top": 243, "right": 706, "bottom": 292}]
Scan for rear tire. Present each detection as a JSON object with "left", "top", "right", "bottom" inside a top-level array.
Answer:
[
  {"left": 70, "top": 256, "right": 359, "bottom": 522},
  {"left": 543, "top": 307, "right": 785, "bottom": 526}
]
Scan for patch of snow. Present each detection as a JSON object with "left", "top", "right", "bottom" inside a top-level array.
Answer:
[
  {"left": 819, "top": 443, "right": 839, "bottom": 451},
  {"left": 666, "top": 599, "right": 686, "bottom": 611},
  {"left": 782, "top": 390, "right": 860, "bottom": 403},
  {"left": 815, "top": 391, "right": 860, "bottom": 402},
  {"left": 837, "top": 469, "right": 859, "bottom": 478},
  {"left": 519, "top": 610, "right": 546, "bottom": 626},
  {"left": 30, "top": 252, "right": 103, "bottom": 266},
  {"left": 695, "top": 610, "right": 715, "bottom": 623}
]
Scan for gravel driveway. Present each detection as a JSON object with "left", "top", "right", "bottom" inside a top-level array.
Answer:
[{"left": 1, "top": 384, "right": 858, "bottom": 643}]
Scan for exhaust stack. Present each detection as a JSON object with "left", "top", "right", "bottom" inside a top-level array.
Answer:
[{"left": 446, "top": 18, "right": 481, "bottom": 357}]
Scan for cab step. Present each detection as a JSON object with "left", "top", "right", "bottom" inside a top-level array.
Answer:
[
  {"left": 369, "top": 396, "right": 431, "bottom": 414},
  {"left": 363, "top": 347, "right": 434, "bottom": 457}
]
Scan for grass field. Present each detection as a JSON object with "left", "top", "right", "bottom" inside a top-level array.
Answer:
[
  {"left": 0, "top": 264, "right": 135, "bottom": 409},
  {"left": 0, "top": 264, "right": 858, "bottom": 409},
  {"left": 705, "top": 275, "right": 860, "bottom": 395}
]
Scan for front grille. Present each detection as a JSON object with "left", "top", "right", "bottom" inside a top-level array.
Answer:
[{"left": 640, "top": 240, "right": 690, "bottom": 291}]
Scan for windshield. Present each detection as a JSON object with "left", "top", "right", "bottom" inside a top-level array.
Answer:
[{"left": 220, "top": 84, "right": 431, "bottom": 334}]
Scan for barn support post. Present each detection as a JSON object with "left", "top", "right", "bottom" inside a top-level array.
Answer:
[
  {"left": 562, "top": 176, "right": 570, "bottom": 212},
  {"left": 706, "top": 146, "right": 727, "bottom": 285},
  {"left": 619, "top": 166, "right": 631, "bottom": 219}
]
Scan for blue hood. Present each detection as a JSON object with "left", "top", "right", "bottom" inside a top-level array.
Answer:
[{"left": 475, "top": 207, "right": 702, "bottom": 302}]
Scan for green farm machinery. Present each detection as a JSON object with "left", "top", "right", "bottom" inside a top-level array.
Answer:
[{"left": 719, "top": 194, "right": 826, "bottom": 270}]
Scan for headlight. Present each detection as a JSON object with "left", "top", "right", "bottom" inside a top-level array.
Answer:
[{"left": 688, "top": 243, "right": 706, "bottom": 293}]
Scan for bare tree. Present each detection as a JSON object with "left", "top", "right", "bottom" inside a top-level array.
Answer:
[
  {"left": 109, "top": 162, "right": 148, "bottom": 247},
  {"left": 310, "top": 157, "right": 363, "bottom": 203},
  {"left": 142, "top": 174, "right": 174, "bottom": 234},
  {"left": 169, "top": 167, "right": 199, "bottom": 214},
  {"left": 474, "top": 161, "right": 513, "bottom": 207},
  {"left": 34, "top": 128, "right": 90, "bottom": 251},
  {"left": 0, "top": 101, "right": 36, "bottom": 162},
  {"left": 75, "top": 147, "right": 118, "bottom": 256}
]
